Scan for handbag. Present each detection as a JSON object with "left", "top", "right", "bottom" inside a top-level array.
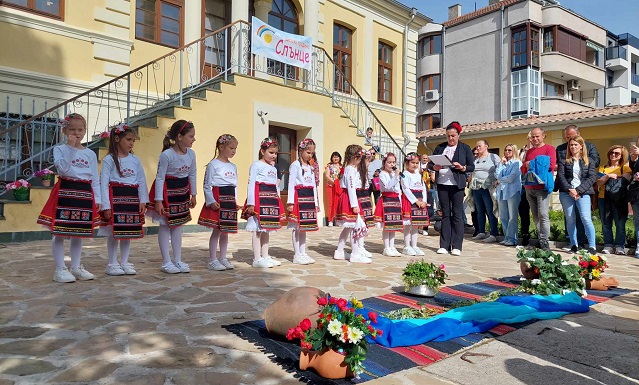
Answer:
[
  {"left": 372, "top": 177, "right": 381, "bottom": 191},
  {"left": 604, "top": 177, "right": 629, "bottom": 202}
]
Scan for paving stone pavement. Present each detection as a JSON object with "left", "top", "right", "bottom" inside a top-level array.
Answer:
[{"left": 0, "top": 228, "right": 638, "bottom": 385}]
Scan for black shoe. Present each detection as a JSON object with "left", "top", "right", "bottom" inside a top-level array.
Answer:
[
  {"left": 570, "top": 245, "right": 578, "bottom": 253},
  {"left": 539, "top": 240, "right": 550, "bottom": 251},
  {"left": 522, "top": 234, "right": 530, "bottom": 247},
  {"left": 587, "top": 247, "right": 597, "bottom": 255}
]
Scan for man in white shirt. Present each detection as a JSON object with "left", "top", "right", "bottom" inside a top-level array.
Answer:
[{"left": 367, "top": 146, "right": 382, "bottom": 204}]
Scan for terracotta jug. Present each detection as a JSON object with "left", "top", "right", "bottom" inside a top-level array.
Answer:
[
  {"left": 263, "top": 286, "right": 325, "bottom": 338},
  {"left": 299, "top": 349, "right": 354, "bottom": 379},
  {"left": 585, "top": 276, "right": 619, "bottom": 291},
  {"left": 520, "top": 260, "right": 539, "bottom": 280}
]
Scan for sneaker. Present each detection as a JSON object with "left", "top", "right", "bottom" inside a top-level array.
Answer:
[
  {"left": 327, "top": 222, "right": 334, "bottom": 227},
  {"left": 360, "top": 248, "right": 373, "bottom": 259},
  {"left": 451, "top": 249, "right": 461, "bottom": 256},
  {"left": 349, "top": 253, "right": 372, "bottom": 264},
  {"left": 333, "top": 250, "right": 346, "bottom": 260},
  {"left": 413, "top": 247, "right": 425, "bottom": 256},
  {"left": 70, "top": 265, "right": 95, "bottom": 281},
  {"left": 482, "top": 235, "right": 497, "bottom": 243},
  {"left": 106, "top": 263, "right": 125, "bottom": 276},
  {"left": 120, "top": 263, "right": 137, "bottom": 275},
  {"left": 402, "top": 246, "right": 417, "bottom": 256},
  {"left": 302, "top": 253, "right": 316, "bottom": 264},
  {"left": 601, "top": 247, "right": 613, "bottom": 255},
  {"left": 560, "top": 245, "right": 573, "bottom": 252},
  {"left": 207, "top": 259, "right": 227, "bottom": 271},
  {"left": 174, "top": 261, "right": 190, "bottom": 273},
  {"left": 383, "top": 247, "right": 399, "bottom": 257},
  {"left": 615, "top": 247, "right": 627, "bottom": 255},
  {"left": 587, "top": 247, "right": 597, "bottom": 255},
  {"left": 265, "top": 255, "right": 282, "bottom": 266},
  {"left": 472, "top": 233, "right": 487, "bottom": 240},
  {"left": 390, "top": 247, "right": 402, "bottom": 257},
  {"left": 499, "top": 240, "right": 507, "bottom": 245},
  {"left": 161, "top": 262, "right": 180, "bottom": 274},
  {"left": 252, "top": 258, "right": 274, "bottom": 268},
  {"left": 635, "top": 253, "right": 639, "bottom": 259},
  {"left": 53, "top": 267, "right": 76, "bottom": 283},
  {"left": 220, "top": 259, "right": 235, "bottom": 269},
  {"left": 293, "top": 254, "right": 312, "bottom": 265},
  {"left": 418, "top": 229, "right": 425, "bottom": 235},
  {"left": 436, "top": 248, "right": 448, "bottom": 254},
  {"left": 503, "top": 241, "right": 517, "bottom": 246}
]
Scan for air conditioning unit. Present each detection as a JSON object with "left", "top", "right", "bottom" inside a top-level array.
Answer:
[
  {"left": 424, "top": 89, "right": 439, "bottom": 102},
  {"left": 567, "top": 80, "right": 579, "bottom": 90}
]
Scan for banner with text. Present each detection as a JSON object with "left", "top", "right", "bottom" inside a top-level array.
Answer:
[{"left": 251, "top": 16, "right": 313, "bottom": 70}]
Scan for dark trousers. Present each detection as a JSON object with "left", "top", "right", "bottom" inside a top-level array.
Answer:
[
  {"left": 518, "top": 188, "right": 530, "bottom": 235},
  {"left": 369, "top": 184, "right": 380, "bottom": 205},
  {"left": 423, "top": 188, "right": 435, "bottom": 230},
  {"left": 437, "top": 184, "right": 465, "bottom": 251}
]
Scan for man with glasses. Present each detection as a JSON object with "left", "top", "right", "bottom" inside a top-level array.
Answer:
[{"left": 367, "top": 146, "right": 382, "bottom": 204}]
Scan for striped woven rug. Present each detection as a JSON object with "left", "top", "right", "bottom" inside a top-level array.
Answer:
[{"left": 223, "top": 278, "right": 631, "bottom": 384}]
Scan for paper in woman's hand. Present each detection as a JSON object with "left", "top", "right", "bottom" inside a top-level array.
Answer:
[{"left": 429, "top": 155, "right": 454, "bottom": 167}]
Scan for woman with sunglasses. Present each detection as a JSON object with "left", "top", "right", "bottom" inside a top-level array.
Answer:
[
  {"left": 495, "top": 144, "right": 522, "bottom": 246},
  {"left": 596, "top": 145, "right": 632, "bottom": 255}
]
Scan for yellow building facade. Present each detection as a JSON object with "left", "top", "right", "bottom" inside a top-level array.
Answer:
[{"left": 0, "top": 0, "right": 429, "bottom": 240}]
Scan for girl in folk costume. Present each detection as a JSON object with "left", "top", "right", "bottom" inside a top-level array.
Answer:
[
  {"left": 323, "top": 151, "right": 343, "bottom": 226},
  {"left": 400, "top": 152, "right": 429, "bottom": 256},
  {"left": 198, "top": 134, "right": 239, "bottom": 271},
  {"left": 146, "top": 120, "right": 197, "bottom": 274},
  {"left": 286, "top": 138, "right": 319, "bottom": 265},
  {"left": 333, "top": 144, "right": 373, "bottom": 264},
  {"left": 242, "top": 137, "right": 286, "bottom": 268},
  {"left": 374, "top": 152, "right": 403, "bottom": 257},
  {"left": 98, "top": 123, "right": 149, "bottom": 276},
  {"left": 38, "top": 113, "right": 101, "bottom": 283}
]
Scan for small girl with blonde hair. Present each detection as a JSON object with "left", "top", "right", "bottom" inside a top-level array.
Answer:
[
  {"left": 374, "top": 152, "right": 403, "bottom": 256},
  {"left": 400, "top": 152, "right": 429, "bottom": 256}
]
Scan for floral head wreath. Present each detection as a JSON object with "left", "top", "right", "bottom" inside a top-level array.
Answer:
[
  {"left": 60, "top": 113, "right": 83, "bottom": 128},
  {"left": 365, "top": 149, "right": 374, "bottom": 157},
  {"left": 357, "top": 149, "right": 366, "bottom": 157},
  {"left": 298, "top": 138, "right": 315, "bottom": 149},
  {"left": 261, "top": 137, "right": 278, "bottom": 148},
  {"left": 405, "top": 153, "right": 419, "bottom": 162},
  {"left": 113, "top": 123, "right": 129, "bottom": 135},
  {"left": 382, "top": 152, "right": 394, "bottom": 161},
  {"left": 218, "top": 134, "right": 235, "bottom": 144}
]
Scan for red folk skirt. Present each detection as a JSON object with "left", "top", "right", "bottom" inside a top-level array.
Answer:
[
  {"left": 336, "top": 188, "right": 374, "bottom": 227},
  {"left": 198, "top": 186, "right": 238, "bottom": 233},
  {"left": 241, "top": 182, "right": 285, "bottom": 230},
  {"left": 374, "top": 192, "right": 403, "bottom": 232},
  {"left": 146, "top": 176, "right": 192, "bottom": 228},
  {"left": 401, "top": 189, "right": 430, "bottom": 226},
  {"left": 287, "top": 185, "right": 318, "bottom": 231}
]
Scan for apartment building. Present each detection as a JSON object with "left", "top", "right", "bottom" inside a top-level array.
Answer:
[
  {"left": 605, "top": 32, "right": 639, "bottom": 106},
  {"left": 415, "top": 0, "right": 608, "bottom": 131}
]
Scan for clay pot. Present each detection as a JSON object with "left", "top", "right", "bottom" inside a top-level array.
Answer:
[
  {"left": 263, "top": 286, "right": 325, "bottom": 338},
  {"left": 520, "top": 260, "right": 539, "bottom": 280},
  {"left": 299, "top": 349, "right": 354, "bottom": 379},
  {"left": 41, "top": 179, "right": 51, "bottom": 187},
  {"left": 585, "top": 276, "right": 619, "bottom": 291}
]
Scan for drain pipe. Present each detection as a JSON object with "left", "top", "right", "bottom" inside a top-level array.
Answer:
[
  {"left": 402, "top": 8, "right": 418, "bottom": 152},
  {"left": 499, "top": 4, "right": 505, "bottom": 121}
]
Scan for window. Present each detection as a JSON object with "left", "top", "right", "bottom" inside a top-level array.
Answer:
[
  {"left": 417, "top": 114, "right": 441, "bottom": 132},
  {"left": 418, "top": 74, "right": 440, "bottom": 96},
  {"left": 543, "top": 29, "right": 554, "bottom": 52},
  {"left": 0, "top": 0, "right": 63, "bottom": 18},
  {"left": 543, "top": 81, "right": 564, "bottom": 97},
  {"left": 135, "top": 0, "right": 183, "bottom": 48},
  {"left": 333, "top": 23, "right": 352, "bottom": 93},
  {"left": 511, "top": 68, "right": 539, "bottom": 117},
  {"left": 378, "top": 42, "right": 393, "bottom": 103},
  {"left": 556, "top": 28, "right": 586, "bottom": 61},
  {"left": 268, "top": 0, "right": 299, "bottom": 79},
  {"left": 417, "top": 34, "right": 442, "bottom": 57},
  {"left": 511, "top": 24, "right": 540, "bottom": 68}
]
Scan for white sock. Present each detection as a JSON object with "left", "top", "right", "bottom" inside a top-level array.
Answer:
[
  {"left": 69, "top": 237, "right": 83, "bottom": 269},
  {"left": 120, "top": 239, "right": 131, "bottom": 264},
  {"left": 299, "top": 231, "right": 307, "bottom": 255},
  {"left": 292, "top": 229, "right": 301, "bottom": 256},
  {"left": 358, "top": 237, "right": 366, "bottom": 251},
  {"left": 219, "top": 232, "right": 229, "bottom": 260},
  {"left": 158, "top": 225, "right": 171, "bottom": 265},
  {"left": 107, "top": 235, "right": 119, "bottom": 265},
  {"left": 337, "top": 228, "right": 350, "bottom": 253},
  {"left": 350, "top": 235, "right": 360, "bottom": 256},
  {"left": 260, "top": 233, "right": 270, "bottom": 258},
  {"left": 383, "top": 230, "right": 390, "bottom": 249},
  {"left": 170, "top": 226, "right": 183, "bottom": 263},
  {"left": 411, "top": 227, "right": 419, "bottom": 248},
  {"left": 404, "top": 227, "right": 411, "bottom": 248},
  {"left": 252, "top": 232, "right": 261, "bottom": 261},
  {"left": 209, "top": 229, "right": 221, "bottom": 261},
  {"left": 52, "top": 236, "right": 66, "bottom": 269},
  {"left": 390, "top": 233, "right": 396, "bottom": 249}
]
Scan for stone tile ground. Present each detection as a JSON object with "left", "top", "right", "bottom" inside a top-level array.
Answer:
[{"left": 0, "top": 228, "right": 637, "bottom": 384}]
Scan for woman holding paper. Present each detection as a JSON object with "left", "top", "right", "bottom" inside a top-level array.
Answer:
[{"left": 428, "top": 121, "right": 475, "bottom": 256}]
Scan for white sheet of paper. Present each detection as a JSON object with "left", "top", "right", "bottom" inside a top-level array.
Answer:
[{"left": 429, "top": 155, "right": 454, "bottom": 167}]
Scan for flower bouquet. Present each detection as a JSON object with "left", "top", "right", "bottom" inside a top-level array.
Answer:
[
  {"left": 402, "top": 259, "right": 448, "bottom": 296},
  {"left": 517, "top": 248, "right": 585, "bottom": 296},
  {"left": 6, "top": 179, "right": 31, "bottom": 201},
  {"left": 34, "top": 169, "right": 55, "bottom": 186},
  {"left": 286, "top": 295, "right": 382, "bottom": 378},
  {"left": 576, "top": 251, "right": 618, "bottom": 291}
]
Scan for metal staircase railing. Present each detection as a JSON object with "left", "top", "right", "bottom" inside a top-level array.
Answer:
[{"left": 0, "top": 20, "right": 407, "bottom": 196}]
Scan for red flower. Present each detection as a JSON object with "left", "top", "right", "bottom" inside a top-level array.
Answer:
[
  {"left": 368, "top": 311, "right": 378, "bottom": 323},
  {"left": 579, "top": 261, "right": 589, "bottom": 268},
  {"left": 326, "top": 313, "right": 332, "bottom": 321},
  {"left": 300, "top": 318, "right": 312, "bottom": 331},
  {"left": 301, "top": 341, "right": 312, "bottom": 350},
  {"left": 318, "top": 313, "right": 324, "bottom": 318},
  {"left": 318, "top": 321, "right": 324, "bottom": 329},
  {"left": 367, "top": 325, "right": 374, "bottom": 333},
  {"left": 589, "top": 260, "right": 598, "bottom": 267},
  {"left": 329, "top": 297, "right": 337, "bottom": 305},
  {"left": 336, "top": 298, "right": 348, "bottom": 310},
  {"left": 317, "top": 297, "right": 328, "bottom": 306},
  {"left": 377, "top": 329, "right": 384, "bottom": 336},
  {"left": 349, "top": 308, "right": 355, "bottom": 313}
]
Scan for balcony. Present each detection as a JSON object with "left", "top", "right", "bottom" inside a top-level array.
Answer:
[
  {"left": 540, "top": 97, "right": 594, "bottom": 115},
  {"left": 618, "top": 33, "right": 639, "bottom": 50},
  {"left": 605, "top": 46, "right": 628, "bottom": 71},
  {"left": 541, "top": 52, "right": 605, "bottom": 90},
  {"left": 633, "top": 73, "right": 639, "bottom": 87}
]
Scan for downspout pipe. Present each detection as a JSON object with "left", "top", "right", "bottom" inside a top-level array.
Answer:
[
  {"left": 499, "top": 5, "right": 505, "bottom": 121},
  {"left": 402, "top": 8, "right": 417, "bottom": 152},
  {"left": 441, "top": 25, "right": 446, "bottom": 126}
]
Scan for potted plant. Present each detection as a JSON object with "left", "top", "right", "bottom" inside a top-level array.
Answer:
[
  {"left": 5, "top": 179, "right": 31, "bottom": 201},
  {"left": 34, "top": 169, "right": 55, "bottom": 187},
  {"left": 286, "top": 295, "right": 382, "bottom": 378},
  {"left": 576, "top": 251, "right": 619, "bottom": 291},
  {"left": 517, "top": 248, "right": 585, "bottom": 296},
  {"left": 402, "top": 259, "right": 448, "bottom": 297},
  {"left": 92, "top": 131, "right": 110, "bottom": 142}
]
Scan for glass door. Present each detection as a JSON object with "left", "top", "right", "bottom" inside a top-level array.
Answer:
[
  {"left": 202, "top": 0, "right": 230, "bottom": 80},
  {"left": 269, "top": 126, "right": 297, "bottom": 204}
]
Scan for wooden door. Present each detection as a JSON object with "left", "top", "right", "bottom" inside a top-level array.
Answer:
[
  {"left": 269, "top": 125, "right": 297, "bottom": 203},
  {"left": 202, "top": 0, "right": 231, "bottom": 80}
]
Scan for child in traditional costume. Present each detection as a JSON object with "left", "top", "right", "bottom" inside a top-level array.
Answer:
[
  {"left": 286, "top": 138, "right": 319, "bottom": 265},
  {"left": 334, "top": 144, "right": 372, "bottom": 263},
  {"left": 400, "top": 152, "right": 429, "bottom": 256},
  {"left": 98, "top": 123, "right": 148, "bottom": 276},
  {"left": 198, "top": 134, "right": 239, "bottom": 271},
  {"left": 146, "top": 120, "right": 197, "bottom": 274},
  {"left": 242, "top": 137, "right": 285, "bottom": 268},
  {"left": 38, "top": 113, "right": 101, "bottom": 283},
  {"left": 374, "top": 152, "right": 403, "bottom": 257}
]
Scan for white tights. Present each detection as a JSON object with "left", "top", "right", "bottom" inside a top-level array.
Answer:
[
  {"left": 383, "top": 230, "right": 396, "bottom": 249},
  {"left": 336, "top": 228, "right": 360, "bottom": 256},
  {"left": 52, "top": 236, "right": 83, "bottom": 269},
  {"left": 252, "top": 232, "right": 270, "bottom": 261},
  {"left": 291, "top": 229, "right": 307, "bottom": 256},
  {"left": 158, "top": 225, "right": 183, "bottom": 265},
  {"left": 107, "top": 236, "right": 131, "bottom": 265},
  {"left": 404, "top": 225, "right": 418, "bottom": 248},
  {"left": 209, "top": 228, "right": 229, "bottom": 261}
]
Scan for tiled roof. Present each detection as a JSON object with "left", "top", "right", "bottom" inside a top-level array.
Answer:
[
  {"left": 443, "top": 0, "right": 524, "bottom": 27},
  {"left": 416, "top": 103, "right": 639, "bottom": 139}
]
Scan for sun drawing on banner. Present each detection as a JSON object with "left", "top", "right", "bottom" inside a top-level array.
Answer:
[{"left": 257, "top": 25, "right": 275, "bottom": 45}]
